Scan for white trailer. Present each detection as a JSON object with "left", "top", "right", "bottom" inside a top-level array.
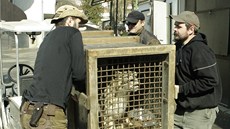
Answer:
[{"left": 0, "top": 20, "right": 53, "bottom": 129}]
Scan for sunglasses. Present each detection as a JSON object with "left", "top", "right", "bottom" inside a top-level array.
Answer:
[{"left": 126, "top": 22, "right": 137, "bottom": 26}]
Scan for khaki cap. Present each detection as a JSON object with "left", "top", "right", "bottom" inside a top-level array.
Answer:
[
  {"left": 170, "top": 11, "right": 200, "bottom": 29},
  {"left": 51, "top": 5, "right": 88, "bottom": 24}
]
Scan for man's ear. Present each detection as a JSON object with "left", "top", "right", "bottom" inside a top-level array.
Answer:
[
  {"left": 188, "top": 25, "right": 195, "bottom": 35},
  {"left": 65, "top": 17, "right": 73, "bottom": 26},
  {"left": 141, "top": 20, "right": 145, "bottom": 27}
]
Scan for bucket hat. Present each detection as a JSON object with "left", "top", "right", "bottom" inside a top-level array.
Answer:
[{"left": 51, "top": 5, "right": 88, "bottom": 24}]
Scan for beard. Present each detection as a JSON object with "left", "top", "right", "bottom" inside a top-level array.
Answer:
[
  {"left": 73, "top": 21, "right": 79, "bottom": 29},
  {"left": 129, "top": 26, "right": 143, "bottom": 35},
  {"left": 173, "top": 32, "right": 187, "bottom": 43}
]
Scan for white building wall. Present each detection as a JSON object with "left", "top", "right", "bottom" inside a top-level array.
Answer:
[
  {"left": 153, "top": 1, "right": 169, "bottom": 44},
  {"left": 138, "top": 1, "right": 171, "bottom": 44},
  {"left": 43, "top": 0, "right": 56, "bottom": 14},
  {"left": 12, "top": 0, "right": 56, "bottom": 48},
  {"left": 13, "top": 0, "right": 44, "bottom": 21}
]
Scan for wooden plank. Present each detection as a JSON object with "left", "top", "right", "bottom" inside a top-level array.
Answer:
[
  {"left": 83, "top": 36, "right": 140, "bottom": 44},
  {"left": 81, "top": 30, "right": 114, "bottom": 38}
]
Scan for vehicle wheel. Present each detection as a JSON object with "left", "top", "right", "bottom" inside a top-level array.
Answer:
[
  {"left": 7, "top": 64, "right": 34, "bottom": 96},
  {"left": 7, "top": 64, "right": 34, "bottom": 83}
]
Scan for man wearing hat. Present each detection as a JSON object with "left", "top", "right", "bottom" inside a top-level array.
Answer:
[
  {"left": 125, "top": 10, "right": 161, "bottom": 45},
  {"left": 20, "top": 5, "right": 88, "bottom": 129},
  {"left": 171, "top": 11, "right": 222, "bottom": 129}
]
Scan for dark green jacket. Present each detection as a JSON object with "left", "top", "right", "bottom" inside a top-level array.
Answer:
[{"left": 128, "top": 28, "right": 161, "bottom": 45}]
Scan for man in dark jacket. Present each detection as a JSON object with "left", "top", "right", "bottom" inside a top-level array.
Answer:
[
  {"left": 125, "top": 10, "right": 161, "bottom": 45},
  {"left": 170, "top": 11, "right": 222, "bottom": 129},
  {"left": 20, "top": 5, "right": 88, "bottom": 129}
]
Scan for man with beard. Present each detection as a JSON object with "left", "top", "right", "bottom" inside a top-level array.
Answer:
[
  {"left": 170, "top": 11, "right": 222, "bottom": 129},
  {"left": 20, "top": 5, "right": 88, "bottom": 129},
  {"left": 125, "top": 10, "right": 161, "bottom": 45}
]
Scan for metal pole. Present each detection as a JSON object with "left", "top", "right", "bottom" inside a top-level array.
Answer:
[
  {"left": 115, "top": 0, "right": 118, "bottom": 36},
  {"left": 0, "top": 29, "right": 9, "bottom": 129},
  {"left": 123, "top": 0, "right": 126, "bottom": 21},
  {"left": 15, "top": 34, "right": 20, "bottom": 96},
  {"left": 109, "top": 1, "right": 113, "bottom": 27},
  {"left": 0, "top": 30, "right": 3, "bottom": 85},
  {"left": 151, "top": 0, "right": 154, "bottom": 34}
]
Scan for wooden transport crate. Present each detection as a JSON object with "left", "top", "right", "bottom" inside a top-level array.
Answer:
[{"left": 71, "top": 44, "right": 175, "bottom": 129}]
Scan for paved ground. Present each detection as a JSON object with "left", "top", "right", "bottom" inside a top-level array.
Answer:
[
  {"left": 1, "top": 48, "right": 37, "bottom": 72},
  {"left": 0, "top": 48, "right": 225, "bottom": 129}
]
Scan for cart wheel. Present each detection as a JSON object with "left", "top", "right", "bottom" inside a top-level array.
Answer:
[{"left": 7, "top": 64, "right": 34, "bottom": 83}]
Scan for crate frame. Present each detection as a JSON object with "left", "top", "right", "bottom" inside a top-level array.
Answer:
[{"left": 86, "top": 45, "right": 175, "bottom": 129}]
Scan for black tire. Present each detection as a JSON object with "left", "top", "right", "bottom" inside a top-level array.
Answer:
[{"left": 7, "top": 64, "right": 34, "bottom": 83}]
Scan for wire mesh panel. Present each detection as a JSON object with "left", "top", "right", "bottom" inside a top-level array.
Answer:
[{"left": 86, "top": 45, "right": 175, "bottom": 129}]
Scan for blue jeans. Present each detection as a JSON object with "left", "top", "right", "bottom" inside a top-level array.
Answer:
[{"left": 174, "top": 107, "right": 219, "bottom": 129}]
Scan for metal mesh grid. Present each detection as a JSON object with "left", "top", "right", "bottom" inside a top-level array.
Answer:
[{"left": 97, "top": 54, "right": 167, "bottom": 129}]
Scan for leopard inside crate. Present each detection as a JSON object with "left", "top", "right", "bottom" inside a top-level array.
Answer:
[{"left": 97, "top": 56, "right": 165, "bottom": 129}]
